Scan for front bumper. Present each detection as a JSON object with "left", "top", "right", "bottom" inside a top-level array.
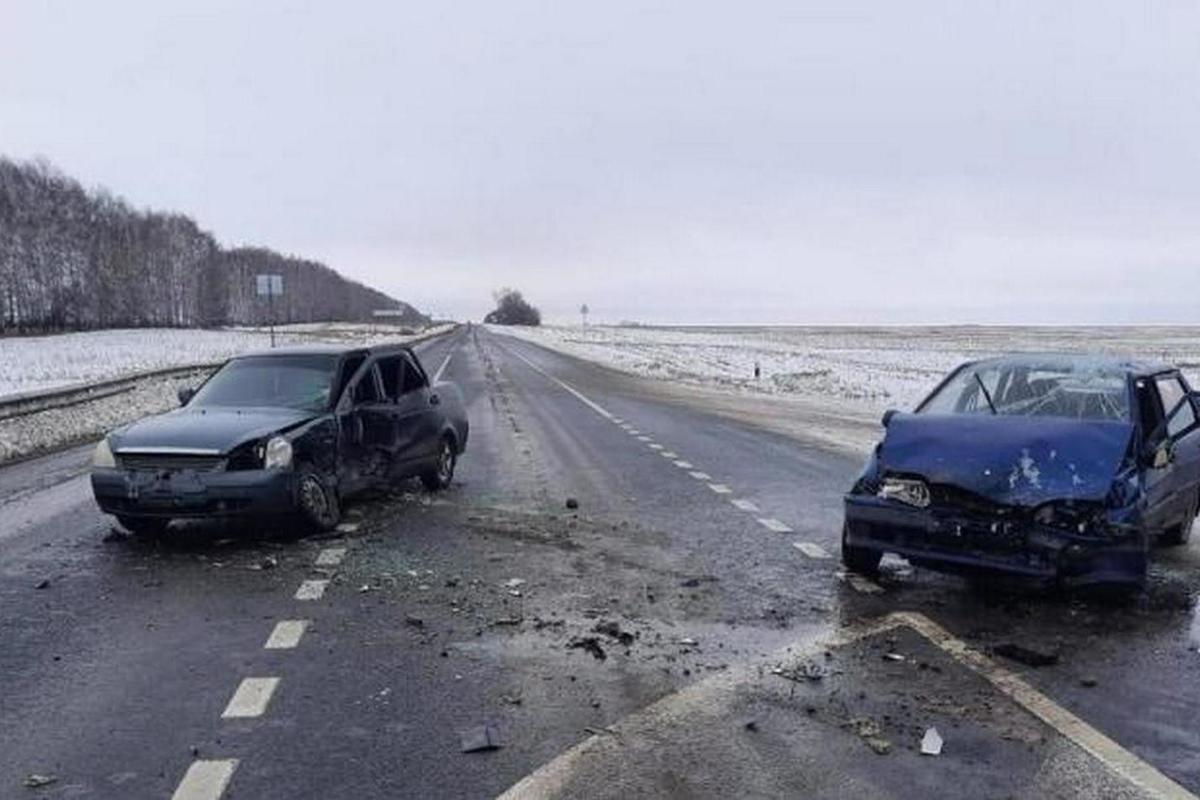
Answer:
[
  {"left": 843, "top": 494, "right": 1147, "bottom": 585},
  {"left": 91, "top": 467, "right": 296, "bottom": 519}
]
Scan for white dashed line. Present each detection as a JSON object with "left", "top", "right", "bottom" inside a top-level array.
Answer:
[
  {"left": 757, "top": 518, "right": 793, "bottom": 533},
  {"left": 315, "top": 547, "right": 347, "bottom": 567},
  {"left": 844, "top": 573, "right": 884, "bottom": 594},
  {"left": 688, "top": 471, "right": 711, "bottom": 480},
  {"left": 171, "top": 759, "right": 239, "bottom": 800},
  {"left": 730, "top": 499, "right": 760, "bottom": 512},
  {"left": 294, "top": 580, "right": 329, "bottom": 601},
  {"left": 612, "top": 417, "right": 624, "bottom": 424},
  {"left": 221, "top": 677, "right": 280, "bottom": 719},
  {"left": 648, "top": 443, "right": 664, "bottom": 450},
  {"left": 628, "top": 429, "right": 641, "bottom": 435},
  {"left": 432, "top": 350, "right": 454, "bottom": 383},
  {"left": 674, "top": 461, "right": 694, "bottom": 469},
  {"left": 335, "top": 522, "right": 360, "bottom": 533},
  {"left": 503, "top": 345, "right": 615, "bottom": 420},
  {"left": 636, "top": 436, "right": 651, "bottom": 442},
  {"left": 662, "top": 451, "right": 678, "bottom": 458},
  {"left": 793, "top": 541, "right": 832, "bottom": 559},
  {"left": 264, "top": 620, "right": 309, "bottom": 650},
  {"left": 707, "top": 483, "right": 732, "bottom": 495}
]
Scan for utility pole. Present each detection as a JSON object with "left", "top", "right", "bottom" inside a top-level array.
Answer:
[{"left": 580, "top": 303, "right": 589, "bottom": 327}]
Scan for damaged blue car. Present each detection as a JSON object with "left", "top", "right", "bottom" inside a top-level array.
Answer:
[{"left": 843, "top": 355, "right": 1200, "bottom": 587}]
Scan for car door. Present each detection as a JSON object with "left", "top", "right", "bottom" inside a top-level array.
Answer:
[
  {"left": 1155, "top": 372, "right": 1200, "bottom": 524},
  {"left": 387, "top": 352, "right": 443, "bottom": 476},
  {"left": 1136, "top": 376, "right": 1175, "bottom": 533},
  {"left": 337, "top": 361, "right": 395, "bottom": 492}
]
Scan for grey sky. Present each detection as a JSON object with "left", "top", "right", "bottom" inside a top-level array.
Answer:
[{"left": 4, "top": 1, "right": 1199, "bottom": 324}]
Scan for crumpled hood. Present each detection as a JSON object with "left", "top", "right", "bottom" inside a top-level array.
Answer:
[
  {"left": 878, "top": 413, "right": 1135, "bottom": 506},
  {"left": 111, "top": 406, "right": 316, "bottom": 454}
]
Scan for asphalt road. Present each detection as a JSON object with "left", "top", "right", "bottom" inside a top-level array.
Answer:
[{"left": 1, "top": 326, "right": 1198, "bottom": 799}]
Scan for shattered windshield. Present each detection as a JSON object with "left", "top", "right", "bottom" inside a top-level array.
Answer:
[
  {"left": 918, "top": 361, "right": 1130, "bottom": 421},
  {"left": 190, "top": 355, "right": 338, "bottom": 411}
]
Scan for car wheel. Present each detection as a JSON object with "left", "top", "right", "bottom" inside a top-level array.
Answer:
[
  {"left": 1161, "top": 492, "right": 1198, "bottom": 547},
  {"left": 296, "top": 466, "right": 341, "bottom": 532},
  {"left": 117, "top": 515, "right": 170, "bottom": 538},
  {"left": 841, "top": 521, "right": 882, "bottom": 575},
  {"left": 420, "top": 437, "right": 456, "bottom": 491}
]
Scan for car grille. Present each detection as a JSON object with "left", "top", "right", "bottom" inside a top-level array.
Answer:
[{"left": 116, "top": 453, "right": 225, "bottom": 472}]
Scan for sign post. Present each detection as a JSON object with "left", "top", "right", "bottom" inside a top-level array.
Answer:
[{"left": 256, "top": 274, "right": 284, "bottom": 347}]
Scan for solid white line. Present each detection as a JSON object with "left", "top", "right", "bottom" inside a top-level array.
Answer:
[
  {"left": 674, "top": 461, "right": 694, "bottom": 469},
  {"left": 433, "top": 350, "right": 454, "bottom": 383},
  {"left": 171, "top": 759, "right": 239, "bottom": 800},
  {"left": 315, "top": 547, "right": 347, "bottom": 567},
  {"left": 793, "top": 541, "right": 832, "bottom": 559},
  {"left": 757, "top": 517, "right": 793, "bottom": 533},
  {"left": 731, "top": 499, "right": 760, "bottom": 512},
  {"left": 294, "top": 580, "right": 328, "bottom": 601},
  {"left": 504, "top": 345, "right": 614, "bottom": 420},
  {"left": 688, "top": 471, "right": 712, "bottom": 481},
  {"left": 264, "top": 620, "right": 309, "bottom": 650},
  {"left": 221, "top": 677, "right": 280, "bottom": 719},
  {"left": 708, "top": 483, "right": 732, "bottom": 495}
]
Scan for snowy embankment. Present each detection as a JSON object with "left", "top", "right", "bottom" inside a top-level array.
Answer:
[
  {"left": 493, "top": 324, "right": 1200, "bottom": 453},
  {"left": 0, "top": 323, "right": 453, "bottom": 462}
]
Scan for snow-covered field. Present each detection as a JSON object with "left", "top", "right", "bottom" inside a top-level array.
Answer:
[
  {"left": 494, "top": 324, "right": 1200, "bottom": 414},
  {"left": 0, "top": 323, "right": 449, "bottom": 399}
]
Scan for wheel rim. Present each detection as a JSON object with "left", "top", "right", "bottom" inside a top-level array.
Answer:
[
  {"left": 300, "top": 475, "right": 330, "bottom": 522},
  {"left": 437, "top": 442, "right": 454, "bottom": 483}
]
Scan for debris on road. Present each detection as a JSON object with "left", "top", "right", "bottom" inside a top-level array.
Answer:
[
  {"left": 676, "top": 637, "right": 699, "bottom": 647},
  {"left": 460, "top": 725, "right": 502, "bottom": 753},
  {"left": 503, "top": 578, "right": 526, "bottom": 589},
  {"left": 249, "top": 556, "right": 277, "bottom": 571},
  {"left": 565, "top": 497, "right": 579, "bottom": 509},
  {"left": 33, "top": 579, "right": 49, "bottom": 590},
  {"left": 744, "top": 720, "right": 759, "bottom": 732},
  {"left": 921, "top": 727, "right": 943, "bottom": 756},
  {"left": 358, "top": 584, "right": 372, "bottom": 593},
  {"left": 771, "top": 660, "right": 826, "bottom": 682},
  {"left": 567, "top": 636, "right": 607, "bottom": 661},
  {"left": 882, "top": 652, "right": 905, "bottom": 662},
  {"left": 593, "top": 620, "right": 635, "bottom": 646},
  {"left": 847, "top": 718, "right": 891, "bottom": 755},
  {"left": 679, "top": 575, "right": 718, "bottom": 588},
  {"left": 405, "top": 615, "right": 424, "bottom": 627},
  {"left": 993, "top": 643, "right": 1059, "bottom": 668},
  {"left": 500, "top": 693, "right": 523, "bottom": 705},
  {"left": 1079, "top": 676, "right": 1098, "bottom": 688},
  {"left": 492, "top": 617, "right": 523, "bottom": 626},
  {"left": 23, "top": 773, "right": 57, "bottom": 788}
]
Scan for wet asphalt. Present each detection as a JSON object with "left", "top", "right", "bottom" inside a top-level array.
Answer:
[{"left": 1, "top": 326, "right": 1198, "bottom": 798}]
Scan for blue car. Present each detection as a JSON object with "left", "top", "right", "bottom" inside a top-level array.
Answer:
[{"left": 843, "top": 355, "right": 1200, "bottom": 587}]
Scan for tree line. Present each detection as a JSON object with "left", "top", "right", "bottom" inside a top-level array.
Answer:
[{"left": 0, "top": 157, "right": 426, "bottom": 333}]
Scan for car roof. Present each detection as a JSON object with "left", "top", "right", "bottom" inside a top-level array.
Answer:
[
  {"left": 233, "top": 342, "right": 415, "bottom": 359},
  {"left": 966, "top": 353, "right": 1174, "bottom": 378}
]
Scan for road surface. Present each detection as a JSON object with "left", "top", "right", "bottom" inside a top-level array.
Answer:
[{"left": 2, "top": 326, "right": 1198, "bottom": 798}]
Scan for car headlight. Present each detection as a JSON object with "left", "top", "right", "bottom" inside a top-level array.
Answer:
[
  {"left": 263, "top": 436, "right": 293, "bottom": 470},
  {"left": 92, "top": 438, "right": 116, "bottom": 468},
  {"left": 877, "top": 476, "right": 930, "bottom": 508}
]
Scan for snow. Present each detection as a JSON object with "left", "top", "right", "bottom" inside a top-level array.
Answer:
[
  {"left": 0, "top": 323, "right": 451, "bottom": 400},
  {"left": 492, "top": 324, "right": 1200, "bottom": 415}
]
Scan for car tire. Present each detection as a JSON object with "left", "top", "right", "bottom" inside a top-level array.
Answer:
[
  {"left": 841, "top": 521, "right": 882, "bottom": 575},
  {"left": 1161, "top": 492, "right": 1198, "bottom": 547},
  {"left": 295, "top": 466, "right": 341, "bottom": 532},
  {"left": 420, "top": 437, "right": 456, "bottom": 492},
  {"left": 117, "top": 516, "right": 170, "bottom": 538}
]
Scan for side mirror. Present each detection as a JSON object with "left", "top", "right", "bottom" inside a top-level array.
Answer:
[
  {"left": 881, "top": 409, "right": 898, "bottom": 428},
  {"left": 1151, "top": 441, "right": 1175, "bottom": 469},
  {"left": 177, "top": 386, "right": 196, "bottom": 406}
]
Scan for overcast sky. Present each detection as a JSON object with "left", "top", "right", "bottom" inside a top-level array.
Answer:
[{"left": 4, "top": 1, "right": 1199, "bottom": 324}]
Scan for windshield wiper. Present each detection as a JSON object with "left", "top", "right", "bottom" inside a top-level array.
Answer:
[{"left": 974, "top": 372, "right": 998, "bottom": 415}]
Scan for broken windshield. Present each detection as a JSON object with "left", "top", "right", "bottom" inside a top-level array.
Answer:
[{"left": 918, "top": 360, "right": 1130, "bottom": 421}]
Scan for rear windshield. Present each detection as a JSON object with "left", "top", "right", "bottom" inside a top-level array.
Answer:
[
  {"left": 191, "top": 355, "right": 338, "bottom": 412},
  {"left": 918, "top": 362, "right": 1130, "bottom": 421}
]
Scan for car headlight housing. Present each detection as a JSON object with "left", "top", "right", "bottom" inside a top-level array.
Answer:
[
  {"left": 877, "top": 476, "right": 930, "bottom": 508},
  {"left": 263, "top": 436, "right": 293, "bottom": 470},
  {"left": 92, "top": 438, "right": 116, "bottom": 468}
]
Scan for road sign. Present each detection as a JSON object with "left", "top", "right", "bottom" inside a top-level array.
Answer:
[{"left": 256, "top": 274, "right": 283, "bottom": 297}]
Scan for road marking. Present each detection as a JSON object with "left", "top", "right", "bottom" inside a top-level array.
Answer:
[
  {"left": 707, "top": 483, "right": 732, "bottom": 495},
  {"left": 171, "top": 759, "right": 238, "bottom": 800},
  {"left": 264, "top": 620, "right": 309, "bottom": 650},
  {"left": 661, "top": 451, "right": 678, "bottom": 458},
  {"left": 757, "top": 517, "right": 793, "bottom": 533},
  {"left": 637, "top": 436, "right": 652, "bottom": 442},
  {"left": 792, "top": 541, "right": 831, "bottom": 559},
  {"left": 688, "top": 471, "right": 711, "bottom": 480},
  {"left": 502, "top": 344, "right": 615, "bottom": 420},
  {"left": 612, "top": 417, "right": 624, "bottom": 424},
  {"left": 730, "top": 499, "right": 760, "bottom": 512},
  {"left": 335, "top": 522, "right": 360, "bottom": 533},
  {"left": 843, "top": 573, "right": 884, "bottom": 594},
  {"left": 628, "top": 429, "right": 641, "bottom": 435},
  {"left": 315, "top": 547, "right": 347, "bottom": 567},
  {"left": 648, "top": 443, "right": 664, "bottom": 450},
  {"left": 674, "top": 460, "right": 694, "bottom": 469},
  {"left": 432, "top": 350, "right": 454, "bottom": 383},
  {"left": 294, "top": 579, "right": 328, "bottom": 601},
  {"left": 221, "top": 677, "right": 280, "bottom": 719}
]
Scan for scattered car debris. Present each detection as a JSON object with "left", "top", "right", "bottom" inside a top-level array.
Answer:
[
  {"left": 460, "top": 725, "right": 502, "bottom": 753},
  {"left": 1080, "top": 676, "right": 1098, "bottom": 688},
  {"left": 744, "top": 720, "right": 759, "bottom": 732},
  {"left": 676, "top": 637, "right": 699, "bottom": 647},
  {"left": 33, "top": 579, "right": 49, "bottom": 590},
  {"left": 500, "top": 693, "right": 523, "bottom": 705},
  {"left": 492, "top": 617, "right": 523, "bottom": 626},
  {"left": 503, "top": 578, "right": 526, "bottom": 589},
  {"left": 593, "top": 620, "right": 635, "bottom": 646},
  {"left": 771, "top": 661, "right": 826, "bottom": 682},
  {"left": 567, "top": 636, "right": 607, "bottom": 660},
  {"left": 921, "top": 727, "right": 944, "bottom": 756},
  {"left": 23, "top": 773, "right": 57, "bottom": 788},
  {"left": 679, "top": 575, "right": 718, "bottom": 588},
  {"left": 882, "top": 652, "right": 905, "bottom": 662},
  {"left": 405, "top": 615, "right": 424, "bottom": 627},
  {"left": 250, "top": 556, "right": 277, "bottom": 571},
  {"left": 358, "top": 584, "right": 372, "bottom": 593},
  {"left": 565, "top": 497, "right": 579, "bottom": 509},
  {"left": 847, "top": 718, "right": 891, "bottom": 755},
  {"left": 993, "top": 643, "right": 1059, "bottom": 668}
]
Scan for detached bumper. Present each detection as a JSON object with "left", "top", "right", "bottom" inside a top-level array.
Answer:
[
  {"left": 91, "top": 467, "right": 296, "bottom": 519},
  {"left": 843, "top": 495, "right": 1147, "bottom": 586}
]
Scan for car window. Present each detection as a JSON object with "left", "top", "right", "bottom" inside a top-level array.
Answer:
[
  {"left": 401, "top": 355, "right": 427, "bottom": 393},
  {"left": 919, "top": 361, "right": 1130, "bottom": 421},
  {"left": 336, "top": 353, "right": 367, "bottom": 401},
  {"left": 352, "top": 364, "right": 383, "bottom": 405},
  {"left": 377, "top": 356, "right": 403, "bottom": 400},
  {"left": 190, "top": 355, "right": 337, "bottom": 411},
  {"left": 1156, "top": 375, "right": 1196, "bottom": 438}
]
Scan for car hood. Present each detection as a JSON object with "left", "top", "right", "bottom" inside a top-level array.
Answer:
[
  {"left": 878, "top": 413, "right": 1135, "bottom": 506},
  {"left": 110, "top": 406, "right": 318, "bottom": 454}
]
